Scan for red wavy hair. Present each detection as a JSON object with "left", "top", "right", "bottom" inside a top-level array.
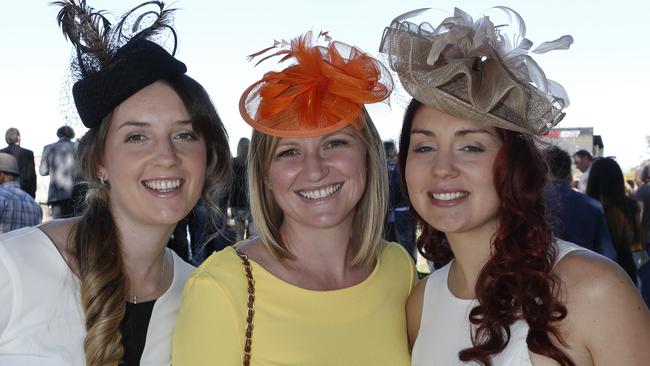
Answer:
[{"left": 398, "top": 99, "right": 574, "bottom": 366}]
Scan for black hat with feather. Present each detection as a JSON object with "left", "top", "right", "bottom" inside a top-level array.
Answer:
[{"left": 54, "top": 0, "right": 187, "bottom": 129}]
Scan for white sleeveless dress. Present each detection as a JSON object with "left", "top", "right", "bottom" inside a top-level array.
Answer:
[{"left": 411, "top": 239, "right": 586, "bottom": 366}]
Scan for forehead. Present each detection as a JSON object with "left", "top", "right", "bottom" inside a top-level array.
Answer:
[
  {"left": 109, "top": 81, "right": 188, "bottom": 127},
  {"left": 411, "top": 105, "right": 495, "bottom": 135},
  {"left": 275, "top": 126, "right": 362, "bottom": 145}
]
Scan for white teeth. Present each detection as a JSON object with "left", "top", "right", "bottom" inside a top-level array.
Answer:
[
  {"left": 432, "top": 191, "right": 467, "bottom": 201},
  {"left": 299, "top": 184, "right": 342, "bottom": 200},
  {"left": 144, "top": 179, "right": 181, "bottom": 191}
]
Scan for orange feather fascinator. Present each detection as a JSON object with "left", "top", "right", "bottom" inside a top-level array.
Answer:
[{"left": 239, "top": 32, "right": 393, "bottom": 137}]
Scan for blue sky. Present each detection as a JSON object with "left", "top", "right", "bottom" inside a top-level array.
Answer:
[{"left": 1, "top": 0, "right": 649, "bottom": 170}]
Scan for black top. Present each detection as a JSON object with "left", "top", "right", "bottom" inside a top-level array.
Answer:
[{"left": 120, "top": 300, "right": 156, "bottom": 366}]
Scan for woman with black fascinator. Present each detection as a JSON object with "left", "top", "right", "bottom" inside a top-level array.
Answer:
[{"left": 0, "top": 1, "right": 231, "bottom": 365}]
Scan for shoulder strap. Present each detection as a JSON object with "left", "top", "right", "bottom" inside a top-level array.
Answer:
[{"left": 235, "top": 251, "right": 255, "bottom": 366}]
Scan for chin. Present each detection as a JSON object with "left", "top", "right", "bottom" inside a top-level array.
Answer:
[{"left": 152, "top": 208, "right": 192, "bottom": 225}]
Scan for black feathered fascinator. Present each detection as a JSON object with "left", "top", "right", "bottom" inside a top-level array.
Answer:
[{"left": 54, "top": 0, "right": 187, "bottom": 129}]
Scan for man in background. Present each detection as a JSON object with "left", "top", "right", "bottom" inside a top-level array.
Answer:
[
  {"left": 544, "top": 146, "right": 616, "bottom": 259},
  {"left": 573, "top": 149, "right": 593, "bottom": 193},
  {"left": 1, "top": 128, "right": 36, "bottom": 198},
  {"left": 384, "top": 140, "right": 416, "bottom": 261},
  {"left": 40, "top": 126, "right": 77, "bottom": 219},
  {"left": 0, "top": 153, "right": 41, "bottom": 233}
]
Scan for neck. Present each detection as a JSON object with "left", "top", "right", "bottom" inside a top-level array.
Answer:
[
  {"left": 113, "top": 217, "right": 175, "bottom": 300},
  {"left": 445, "top": 225, "right": 496, "bottom": 299},
  {"left": 279, "top": 216, "right": 356, "bottom": 280}
]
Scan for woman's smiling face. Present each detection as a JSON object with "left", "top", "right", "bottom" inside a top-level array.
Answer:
[
  {"left": 405, "top": 105, "right": 503, "bottom": 237},
  {"left": 265, "top": 126, "right": 367, "bottom": 230},
  {"left": 99, "top": 81, "right": 207, "bottom": 228}
]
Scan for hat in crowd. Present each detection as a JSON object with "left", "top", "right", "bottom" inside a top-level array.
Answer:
[
  {"left": 0, "top": 153, "right": 20, "bottom": 176},
  {"left": 55, "top": 0, "right": 187, "bottom": 129},
  {"left": 379, "top": 7, "right": 572, "bottom": 135},
  {"left": 240, "top": 31, "right": 393, "bottom": 137}
]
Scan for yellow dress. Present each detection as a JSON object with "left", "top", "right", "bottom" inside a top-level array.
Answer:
[{"left": 172, "top": 241, "right": 416, "bottom": 365}]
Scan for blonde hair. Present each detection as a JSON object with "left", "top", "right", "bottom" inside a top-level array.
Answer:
[
  {"left": 71, "top": 75, "right": 231, "bottom": 365},
  {"left": 248, "top": 110, "right": 387, "bottom": 266}
]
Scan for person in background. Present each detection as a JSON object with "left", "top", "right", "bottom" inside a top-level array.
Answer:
[
  {"left": 0, "top": 152, "right": 41, "bottom": 233},
  {"left": 384, "top": 140, "right": 417, "bottom": 260},
  {"left": 1, "top": 128, "right": 37, "bottom": 198},
  {"left": 635, "top": 164, "right": 650, "bottom": 306},
  {"left": 173, "top": 31, "right": 416, "bottom": 365},
  {"left": 573, "top": 149, "right": 592, "bottom": 193},
  {"left": 637, "top": 164, "right": 650, "bottom": 249},
  {"left": 543, "top": 145, "right": 617, "bottom": 260},
  {"left": 0, "top": 2, "right": 231, "bottom": 365},
  {"left": 380, "top": 6, "right": 650, "bottom": 365},
  {"left": 40, "top": 125, "right": 77, "bottom": 218},
  {"left": 586, "top": 157, "right": 640, "bottom": 283},
  {"left": 229, "top": 137, "right": 252, "bottom": 241}
]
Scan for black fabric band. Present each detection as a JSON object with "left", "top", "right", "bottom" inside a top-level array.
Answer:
[{"left": 72, "top": 39, "right": 187, "bottom": 129}]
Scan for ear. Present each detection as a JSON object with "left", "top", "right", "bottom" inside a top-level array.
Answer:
[{"left": 97, "top": 166, "right": 108, "bottom": 182}]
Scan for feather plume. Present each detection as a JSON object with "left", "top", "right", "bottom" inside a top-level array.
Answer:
[
  {"left": 241, "top": 32, "right": 391, "bottom": 135},
  {"left": 114, "top": 1, "right": 178, "bottom": 54},
  {"left": 53, "top": 0, "right": 112, "bottom": 74}
]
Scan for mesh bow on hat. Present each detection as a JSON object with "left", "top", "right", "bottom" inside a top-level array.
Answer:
[
  {"left": 379, "top": 7, "right": 572, "bottom": 135},
  {"left": 54, "top": 0, "right": 187, "bottom": 129},
  {"left": 240, "top": 32, "right": 393, "bottom": 137}
]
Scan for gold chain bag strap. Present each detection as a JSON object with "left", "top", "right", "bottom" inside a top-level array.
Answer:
[{"left": 236, "top": 251, "right": 255, "bottom": 366}]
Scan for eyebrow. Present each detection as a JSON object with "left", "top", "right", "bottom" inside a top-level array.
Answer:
[
  {"left": 117, "top": 120, "right": 193, "bottom": 130},
  {"left": 410, "top": 128, "right": 494, "bottom": 137}
]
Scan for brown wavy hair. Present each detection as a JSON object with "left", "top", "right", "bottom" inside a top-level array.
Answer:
[
  {"left": 399, "top": 99, "right": 574, "bottom": 366},
  {"left": 71, "top": 74, "right": 231, "bottom": 365}
]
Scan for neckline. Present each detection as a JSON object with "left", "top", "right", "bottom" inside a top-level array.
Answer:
[
  {"left": 440, "top": 239, "right": 581, "bottom": 303},
  {"left": 226, "top": 245, "right": 382, "bottom": 295},
  {"left": 440, "top": 260, "right": 476, "bottom": 304},
  {"left": 34, "top": 227, "right": 177, "bottom": 303}
]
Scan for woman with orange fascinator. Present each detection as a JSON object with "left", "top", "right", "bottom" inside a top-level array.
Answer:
[
  {"left": 172, "top": 32, "right": 417, "bottom": 365},
  {"left": 380, "top": 6, "right": 650, "bottom": 366}
]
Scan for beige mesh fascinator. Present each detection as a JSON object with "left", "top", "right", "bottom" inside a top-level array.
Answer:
[{"left": 379, "top": 7, "right": 572, "bottom": 135}]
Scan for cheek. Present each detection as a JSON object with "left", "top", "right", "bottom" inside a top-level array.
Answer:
[
  {"left": 194, "top": 147, "right": 208, "bottom": 175},
  {"left": 405, "top": 156, "right": 425, "bottom": 191},
  {"left": 266, "top": 162, "right": 297, "bottom": 191}
]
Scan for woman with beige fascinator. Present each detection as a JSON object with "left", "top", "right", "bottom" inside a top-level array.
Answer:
[
  {"left": 173, "top": 31, "right": 417, "bottom": 365},
  {"left": 0, "top": 1, "right": 231, "bottom": 365},
  {"left": 380, "top": 6, "right": 650, "bottom": 366}
]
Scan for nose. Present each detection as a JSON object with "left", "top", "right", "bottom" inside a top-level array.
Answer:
[
  {"left": 152, "top": 137, "right": 181, "bottom": 167},
  {"left": 430, "top": 148, "right": 458, "bottom": 179},
  {"left": 303, "top": 150, "right": 329, "bottom": 181}
]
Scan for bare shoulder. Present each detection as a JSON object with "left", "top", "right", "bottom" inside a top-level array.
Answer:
[
  {"left": 37, "top": 217, "right": 80, "bottom": 263},
  {"left": 554, "top": 249, "right": 638, "bottom": 301},
  {"left": 406, "top": 276, "right": 428, "bottom": 348},
  {"left": 554, "top": 250, "right": 650, "bottom": 365}
]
